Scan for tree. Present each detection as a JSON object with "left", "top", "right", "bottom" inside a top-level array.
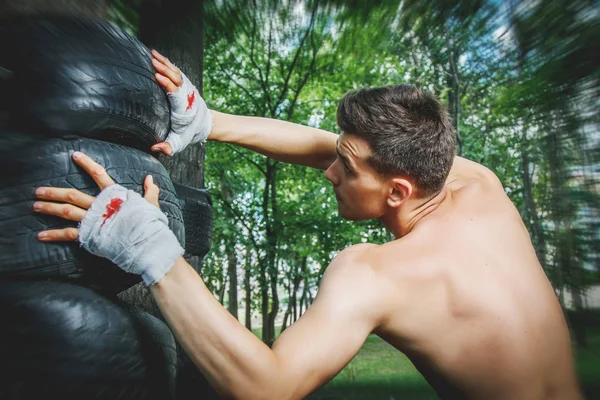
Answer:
[{"left": 396, "top": 0, "right": 494, "bottom": 155}]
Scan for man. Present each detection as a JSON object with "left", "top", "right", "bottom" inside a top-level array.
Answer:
[{"left": 33, "top": 50, "right": 582, "bottom": 399}]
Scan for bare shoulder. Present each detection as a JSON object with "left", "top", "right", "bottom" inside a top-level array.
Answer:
[
  {"left": 447, "top": 156, "right": 504, "bottom": 192},
  {"left": 332, "top": 243, "right": 379, "bottom": 261},
  {"left": 320, "top": 244, "right": 381, "bottom": 293},
  {"left": 317, "top": 243, "right": 389, "bottom": 324}
]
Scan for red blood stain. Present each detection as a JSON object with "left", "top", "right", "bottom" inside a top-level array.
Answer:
[
  {"left": 100, "top": 198, "right": 124, "bottom": 227},
  {"left": 186, "top": 91, "right": 195, "bottom": 111}
]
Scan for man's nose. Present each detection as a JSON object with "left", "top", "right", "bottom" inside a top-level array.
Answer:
[{"left": 324, "top": 162, "right": 338, "bottom": 185}]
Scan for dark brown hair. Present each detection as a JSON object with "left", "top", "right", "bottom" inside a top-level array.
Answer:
[{"left": 336, "top": 84, "right": 456, "bottom": 197}]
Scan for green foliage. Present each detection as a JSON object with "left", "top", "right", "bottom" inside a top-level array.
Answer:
[{"left": 108, "top": 1, "right": 599, "bottom": 341}]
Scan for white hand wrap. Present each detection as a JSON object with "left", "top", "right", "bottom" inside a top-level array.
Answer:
[
  {"left": 79, "top": 185, "right": 184, "bottom": 286},
  {"left": 165, "top": 71, "right": 212, "bottom": 154}
]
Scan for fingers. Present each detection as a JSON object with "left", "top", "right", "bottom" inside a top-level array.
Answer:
[
  {"left": 143, "top": 175, "right": 160, "bottom": 208},
  {"left": 155, "top": 72, "right": 179, "bottom": 93},
  {"left": 38, "top": 228, "right": 79, "bottom": 242},
  {"left": 151, "top": 50, "right": 180, "bottom": 73},
  {"left": 33, "top": 201, "right": 87, "bottom": 222},
  {"left": 152, "top": 58, "right": 183, "bottom": 86},
  {"left": 72, "top": 152, "right": 115, "bottom": 190},
  {"left": 35, "top": 187, "right": 95, "bottom": 210},
  {"left": 151, "top": 142, "right": 174, "bottom": 156},
  {"left": 151, "top": 50, "right": 183, "bottom": 93}
]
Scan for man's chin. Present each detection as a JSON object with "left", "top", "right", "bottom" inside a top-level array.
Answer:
[{"left": 337, "top": 206, "right": 359, "bottom": 221}]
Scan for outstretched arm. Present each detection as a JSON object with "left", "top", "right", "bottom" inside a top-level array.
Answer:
[
  {"left": 152, "top": 245, "right": 381, "bottom": 400},
  {"left": 34, "top": 154, "right": 383, "bottom": 400},
  {"left": 208, "top": 110, "right": 338, "bottom": 170},
  {"left": 151, "top": 50, "right": 337, "bottom": 170}
]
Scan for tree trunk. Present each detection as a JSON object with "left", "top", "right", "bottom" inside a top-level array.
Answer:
[
  {"left": 219, "top": 172, "right": 238, "bottom": 319},
  {"left": 547, "top": 123, "right": 587, "bottom": 348},
  {"left": 281, "top": 256, "right": 306, "bottom": 332},
  {"left": 119, "top": 0, "right": 206, "bottom": 320},
  {"left": 139, "top": 0, "right": 206, "bottom": 188},
  {"left": 520, "top": 125, "right": 546, "bottom": 268},
  {"left": 265, "top": 164, "right": 279, "bottom": 345},
  {"left": 280, "top": 280, "right": 292, "bottom": 332},
  {"left": 447, "top": 37, "right": 462, "bottom": 155},
  {"left": 218, "top": 270, "right": 227, "bottom": 304},
  {"left": 245, "top": 251, "right": 253, "bottom": 330},
  {"left": 564, "top": 219, "right": 587, "bottom": 348},
  {"left": 227, "top": 251, "right": 239, "bottom": 319},
  {"left": 260, "top": 263, "right": 269, "bottom": 342},
  {"left": 299, "top": 283, "right": 308, "bottom": 316}
]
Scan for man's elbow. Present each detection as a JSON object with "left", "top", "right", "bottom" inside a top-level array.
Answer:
[{"left": 223, "top": 366, "right": 300, "bottom": 400}]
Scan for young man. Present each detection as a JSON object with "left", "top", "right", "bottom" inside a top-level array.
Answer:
[{"left": 33, "top": 50, "right": 582, "bottom": 399}]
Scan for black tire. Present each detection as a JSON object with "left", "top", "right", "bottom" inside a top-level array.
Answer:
[
  {"left": 0, "top": 15, "right": 170, "bottom": 152},
  {"left": 173, "top": 183, "right": 214, "bottom": 258},
  {"left": 0, "top": 280, "right": 177, "bottom": 400},
  {"left": 0, "top": 132, "right": 185, "bottom": 295}
]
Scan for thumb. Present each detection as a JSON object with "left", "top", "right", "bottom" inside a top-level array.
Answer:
[
  {"left": 151, "top": 142, "right": 174, "bottom": 156},
  {"left": 143, "top": 175, "right": 160, "bottom": 208}
]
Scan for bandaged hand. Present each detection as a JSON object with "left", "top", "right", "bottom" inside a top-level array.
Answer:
[
  {"left": 79, "top": 185, "right": 184, "bottom": 285},
  {"left": 34, "top": 152, "right": 184, "bottom": 286},
  {"left": 151, "top": 50, "right": 212, "bottom": 155}
]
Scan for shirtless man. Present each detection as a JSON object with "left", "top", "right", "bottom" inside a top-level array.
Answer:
[{"left": 32, "top": 51, "right": 582, "bottom": 399}]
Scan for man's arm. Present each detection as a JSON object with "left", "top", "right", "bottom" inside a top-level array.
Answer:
[
  {"left": 209, "top": 110, "right": 338, "bottom": 170},
  {"left": 33, "top": 153, "right": 382, "bottom": 399},
  {"left": 151, "top": 50, "right": 338, "bottom": 170},
  {"left": 151, "top": 244, "right": 382, "bottom": 400},
  {"left": 33, "top": 153, "right": 385, "bottom": 399}
]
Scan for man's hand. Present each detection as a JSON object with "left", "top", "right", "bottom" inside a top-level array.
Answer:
[
  {"left": 151, "top": 50, "right": 180, "bottom": 156},
  {"left": 150, "top": 50, "right": 212, "bottom": 156},
  {"left": 33, "top": 151, "right": 181, "bottom": 286},
  {"left": 34, "top": 151, "right": 159, "bottom": 242},
  {"left": 151, "top": 49, "right": 183, "bottom": 94}
]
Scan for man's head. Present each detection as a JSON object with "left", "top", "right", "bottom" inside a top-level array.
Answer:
[{"left": 325, "top": 84, "right": 456, "bottom": 220}]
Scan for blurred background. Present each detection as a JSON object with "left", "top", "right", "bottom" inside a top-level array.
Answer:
[{"left": 2, "top": 0, "right": 598, "bottom": 398}]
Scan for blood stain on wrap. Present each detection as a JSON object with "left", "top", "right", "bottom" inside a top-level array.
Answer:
[
  {"left": 101, "top": 198, "right": 125, "bottom": 227},
  {"left": 186, "top": 91, "right": 195, "bottom": 111}
]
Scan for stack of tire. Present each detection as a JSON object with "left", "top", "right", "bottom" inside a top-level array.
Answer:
[{"left": 0, "top": 15, "right": 214, "bottom": 400}]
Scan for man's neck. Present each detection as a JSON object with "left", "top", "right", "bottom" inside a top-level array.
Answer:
[{"left": 380, "top": 187, "right": 449, "bottom": 239}]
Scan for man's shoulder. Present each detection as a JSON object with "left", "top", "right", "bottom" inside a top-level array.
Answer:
[
  {"left": 447, "top": 156, "right": 504, "bottom": 193},
  {"left": 335, "top": 243, "right": 379, "bottom": 259},
  {"left": 319, "top": 243, "right": 391, "bottom": 322},
  {"left": 325, "top": 241, "right": 421, "bottom": 283},
  {"left": 322, "top": 243, "right": 380, "bottom": 282}
]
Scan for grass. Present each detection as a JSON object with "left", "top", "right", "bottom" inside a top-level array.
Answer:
[
  {"left": 253, "top": 328, "right": 600, "bottom": 400},
  {"left": 308, "top": 335, "right": 438, "bottom": 400}
]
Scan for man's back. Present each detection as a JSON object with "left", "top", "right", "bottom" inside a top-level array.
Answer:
[{"left": 371, "top": 159, "right": 581, "bottom": 399}]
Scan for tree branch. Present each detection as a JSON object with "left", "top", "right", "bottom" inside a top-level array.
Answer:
[
  {"left": 230, "top": 146, "right": 268, "bottom": 176},
  {"left": 272, "top": 1, "right": 319, "bottom": 114},
  {"left": 213, "top": 55, "right": 258, "bottom": 104}
]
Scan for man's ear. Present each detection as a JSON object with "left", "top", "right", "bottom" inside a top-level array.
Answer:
[{"left": 387, "top": 178, "right": 412, "bottom": 208}]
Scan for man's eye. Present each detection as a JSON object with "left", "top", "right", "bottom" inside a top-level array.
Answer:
[{"left": 343, "top": 163, "right": 352, "bottom": 172}]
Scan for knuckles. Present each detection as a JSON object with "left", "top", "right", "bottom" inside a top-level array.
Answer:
[
  {"left": 66, "top": 229, "right": 79, "bottom": 241},
  {"left": 92, "top": 166, "right": 107, "bottom": 178},
  {"left": 62, "top": 205, "right": 72, "bottom": 217},
  {"left": 66, "top": 190, "right": 78, "bottom": 203}
]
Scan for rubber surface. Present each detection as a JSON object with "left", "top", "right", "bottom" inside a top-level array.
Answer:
[
  {"left": 0, "top": 16, "right": 170, "bottom": 152},
  {"left": 0, "top": 280, "right": 177, "bottom": 400},
  {"left": 173, "top": 183, "right": 214, "bottom": 258},
  {"left": 0, "top": 133, "right": 185, "bottom": 294}
]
